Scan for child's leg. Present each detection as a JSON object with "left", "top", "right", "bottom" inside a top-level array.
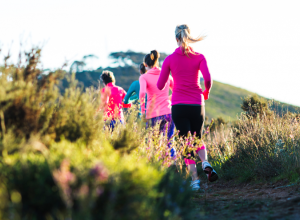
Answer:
[
  {"left": 165, "top": 114, "right": 176, "bottom": 158},
  {"left": 184, "top": 162, "right": 198, "bottom": 181},
  {"left": 109, "top": 119, "right": 116, "bottom": 131},
  {"left": 196, "top": 144, "right": 207, "bottom": 162}
]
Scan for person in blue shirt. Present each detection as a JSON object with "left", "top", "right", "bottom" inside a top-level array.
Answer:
[{"left": 124, "top": 63, "right": 147, "bottom": 111}]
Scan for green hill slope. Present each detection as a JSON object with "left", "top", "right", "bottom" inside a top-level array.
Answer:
[
  {"left": 203, "top": 81, "right": 256, "bottom": 121},
  {"left": 203, "top": 81, "right": 300, "bottom": 121}
]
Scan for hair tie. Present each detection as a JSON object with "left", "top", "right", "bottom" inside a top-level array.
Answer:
[
  {"left": 150, "top": 53, "right": 154, "bottom": 60},
  {"left": 176, "top": 29, "right": 183, "bottom": 35}
]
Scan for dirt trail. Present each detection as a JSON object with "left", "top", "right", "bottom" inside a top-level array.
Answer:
[{"left": 193, "top": 180, "right": 300, "bottom": 220}]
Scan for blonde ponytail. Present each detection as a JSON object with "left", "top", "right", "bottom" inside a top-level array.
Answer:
[{"left": 175, "top": 24, "right": 205, "bottom": 57}]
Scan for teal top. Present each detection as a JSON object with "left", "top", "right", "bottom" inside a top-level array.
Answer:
[
  {"left": 124, "top": 80, "right": 147, "bottom": 112},
  {"left": 124, "top": 80, "right": 140, "bottom": 104}
]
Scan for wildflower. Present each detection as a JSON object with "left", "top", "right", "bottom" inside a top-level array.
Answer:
[
  {"left": 96, "top": 186, "right": 104, "bottom": 196},
  {"left": 78, "top": 184, "right": 89, "bottom": 198},
  {"left": 90, "top": 163, "right": 109, "bottom": 182},
  {"left": 53, "top": 159, "right": 76, "bottom": 189},
  {"left": 52, "top": 159, "right": 76, "bottom": 207},
  {"left": 205, "top": 126, "right": 210, "bottom": 134}
]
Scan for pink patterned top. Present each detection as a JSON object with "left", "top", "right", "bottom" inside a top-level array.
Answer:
[{"left": 100, "top": 83, "right": 131, "bottom": 121}]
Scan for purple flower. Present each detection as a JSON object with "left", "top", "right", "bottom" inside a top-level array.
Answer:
[{"left": 90, "top": 163, "right": 109, "bottom": 182}]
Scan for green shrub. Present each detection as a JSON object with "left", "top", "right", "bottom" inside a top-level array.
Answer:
[
  {"left": 206, "top": 112, "right": 300, "bottom": 182},
  {"left": 1, "top": 152, "right": 66, "bottom": 220},
  {"left": 0, "top": 49, "right": 195, "bottom": 220},
  {"left": 208, "top": 117, "right": 227, "bottom": 132},
  {"left": 241, "top": 95, "right": 271, "bottom": 119}
]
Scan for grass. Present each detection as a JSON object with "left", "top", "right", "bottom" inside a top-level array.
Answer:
[{"left": 204, "top": 110, "right": 300, "bottom": 183}]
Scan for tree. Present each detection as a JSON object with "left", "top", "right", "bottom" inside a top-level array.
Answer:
[
  {"left": 109, "top": 51, "right": 168, "bottom": 67},
  {"left": 69, "top": 54, "right": 99, "bottom": 73},
  {"left": 69, "top": 61, "right": 86, "bottom": 73}
]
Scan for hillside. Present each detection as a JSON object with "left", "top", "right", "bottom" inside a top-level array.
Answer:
[
  {"left": 203, "top": 81, "right": 256, "bottom": 121},
  {"left": 203, "top": 80, "right": 300, "bottom": 121},
  {"left": 66, "top": 66, "right": 299, "bottom": 122}
]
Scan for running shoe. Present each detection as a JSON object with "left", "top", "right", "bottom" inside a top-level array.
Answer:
[
  {"left": 190, "top": 179, "right": 201, "bottom": 191},
  {"left": 202, "top": 161, "right": 218, "bottom": 182}
]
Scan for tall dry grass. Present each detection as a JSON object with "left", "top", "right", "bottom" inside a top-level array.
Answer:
[{"left": 205, "top": 111, "right": 300, "bottom": 182}]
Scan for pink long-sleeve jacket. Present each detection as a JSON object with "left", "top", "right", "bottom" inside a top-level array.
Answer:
[
  {"left": 100, "top": 82, "right": 131, "bottom": 121},
  {"left": 139, "top": 67, "right": 173, "bottom": 119},
  {"left": 157, "top": 47, "right": 212, "bottom": 105}
]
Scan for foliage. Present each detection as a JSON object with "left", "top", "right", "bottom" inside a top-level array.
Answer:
[
  {"left": 0, "top": 49, "right": 195, "bottom": 220},
  {"left": 109, "top": 51, "right": 168, "bottom": 67},
  {"left": 205, "top": 110, "right": 300, "bottom": 182},
  {"left": 241, "top": 95, "right": 271, "bottom": 118},
  {"left": 69, "top": 54, "right": 99, "bottom": 73},
  {"left": 1, "top": 48, "right": 300, "bottom": 219},
  {"left": 0, "top": 49, "right": 62, "bottom": 144},
  {"left": 208, "top": 117, "right": 227, "bottom": 133}
]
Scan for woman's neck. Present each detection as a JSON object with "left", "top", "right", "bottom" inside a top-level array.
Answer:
[{"left": 146, "top": 66, "right": 157, "bottom": 71}]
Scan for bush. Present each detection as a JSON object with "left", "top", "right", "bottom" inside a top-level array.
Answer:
[
  {"left": 208, "top": 117, "right": 227, "bottom": 133},
  {"left": 206, "top": 112, "right": 300, "bottom": 182},
  {"left": 241, "top": 95, "right": 271, "bottom": 119},
  {"left": 0, "top": 152, "right": 66, "bottom": 219},
  {"left": 0, "top": 49, "right": 195, "bottom": 220}
]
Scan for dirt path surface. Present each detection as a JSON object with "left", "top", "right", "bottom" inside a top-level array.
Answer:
[{"left": 192, "top": 180, "right": 300, "bottom": 220}]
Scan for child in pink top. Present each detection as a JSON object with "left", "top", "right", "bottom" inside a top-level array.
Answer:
[
  {"left": 139, "top": 50, "right": 176, "bottom": 158},
  {"left": 98, "top": 70, "right": 131, "bottom": 130},
  {"left": 157, "top": 24, "right": 218, "bottom": 191}
]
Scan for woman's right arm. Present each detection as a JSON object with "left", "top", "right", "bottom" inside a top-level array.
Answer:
[
  {"left": 124, "top": 81, "right": 137, "bottom": 104},
  {"left": 199, "top": 55, "right": 212, "bottom": 100},
  {"left": 157, "top": 56, "right": 171, "bottom": 90},
  {"left": 139, "top": 76, "right": 147, "bottom": 115}
]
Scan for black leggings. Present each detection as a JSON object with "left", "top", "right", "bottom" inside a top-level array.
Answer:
[{"left": 172, "top": 105, "right": 205, "bottom": 158}]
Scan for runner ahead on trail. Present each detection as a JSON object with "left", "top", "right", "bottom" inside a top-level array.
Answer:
[
  {"left": 139, "top": 50, "right": 176, "bottom": 158},
  {"left": 123, "top": 63, "right": 146, "bottom": 104},
  {"left": 98, "top": 70, "right": 131, "bottom": 131},
  {"left": 123, "top": 63, "right": 147, "bottom": 115},
  {"left": 157, "top": 24, "right": 218, "bottom": 191}
]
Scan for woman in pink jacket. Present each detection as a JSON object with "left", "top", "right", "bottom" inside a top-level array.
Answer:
[
  {"left": 98, "top": 70, "right": 131, "bottom": 131},
  {"left": 157, "top": 24, "right": 218, "bottom": 191},
  {"left": 139, "top": 50, "right": 176, "bottom": 158}
]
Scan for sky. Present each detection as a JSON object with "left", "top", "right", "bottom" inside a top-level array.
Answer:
[{"left": 1, "top": 0, "right": 300, "bottom": 106}]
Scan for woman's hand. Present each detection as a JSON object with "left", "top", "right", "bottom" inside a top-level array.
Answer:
[
  {"left": 203, "top": 90, "right": 209, "bottom": 100},
  {"left": 122, "top": 103, "right": 132, "bottom": 108}
]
